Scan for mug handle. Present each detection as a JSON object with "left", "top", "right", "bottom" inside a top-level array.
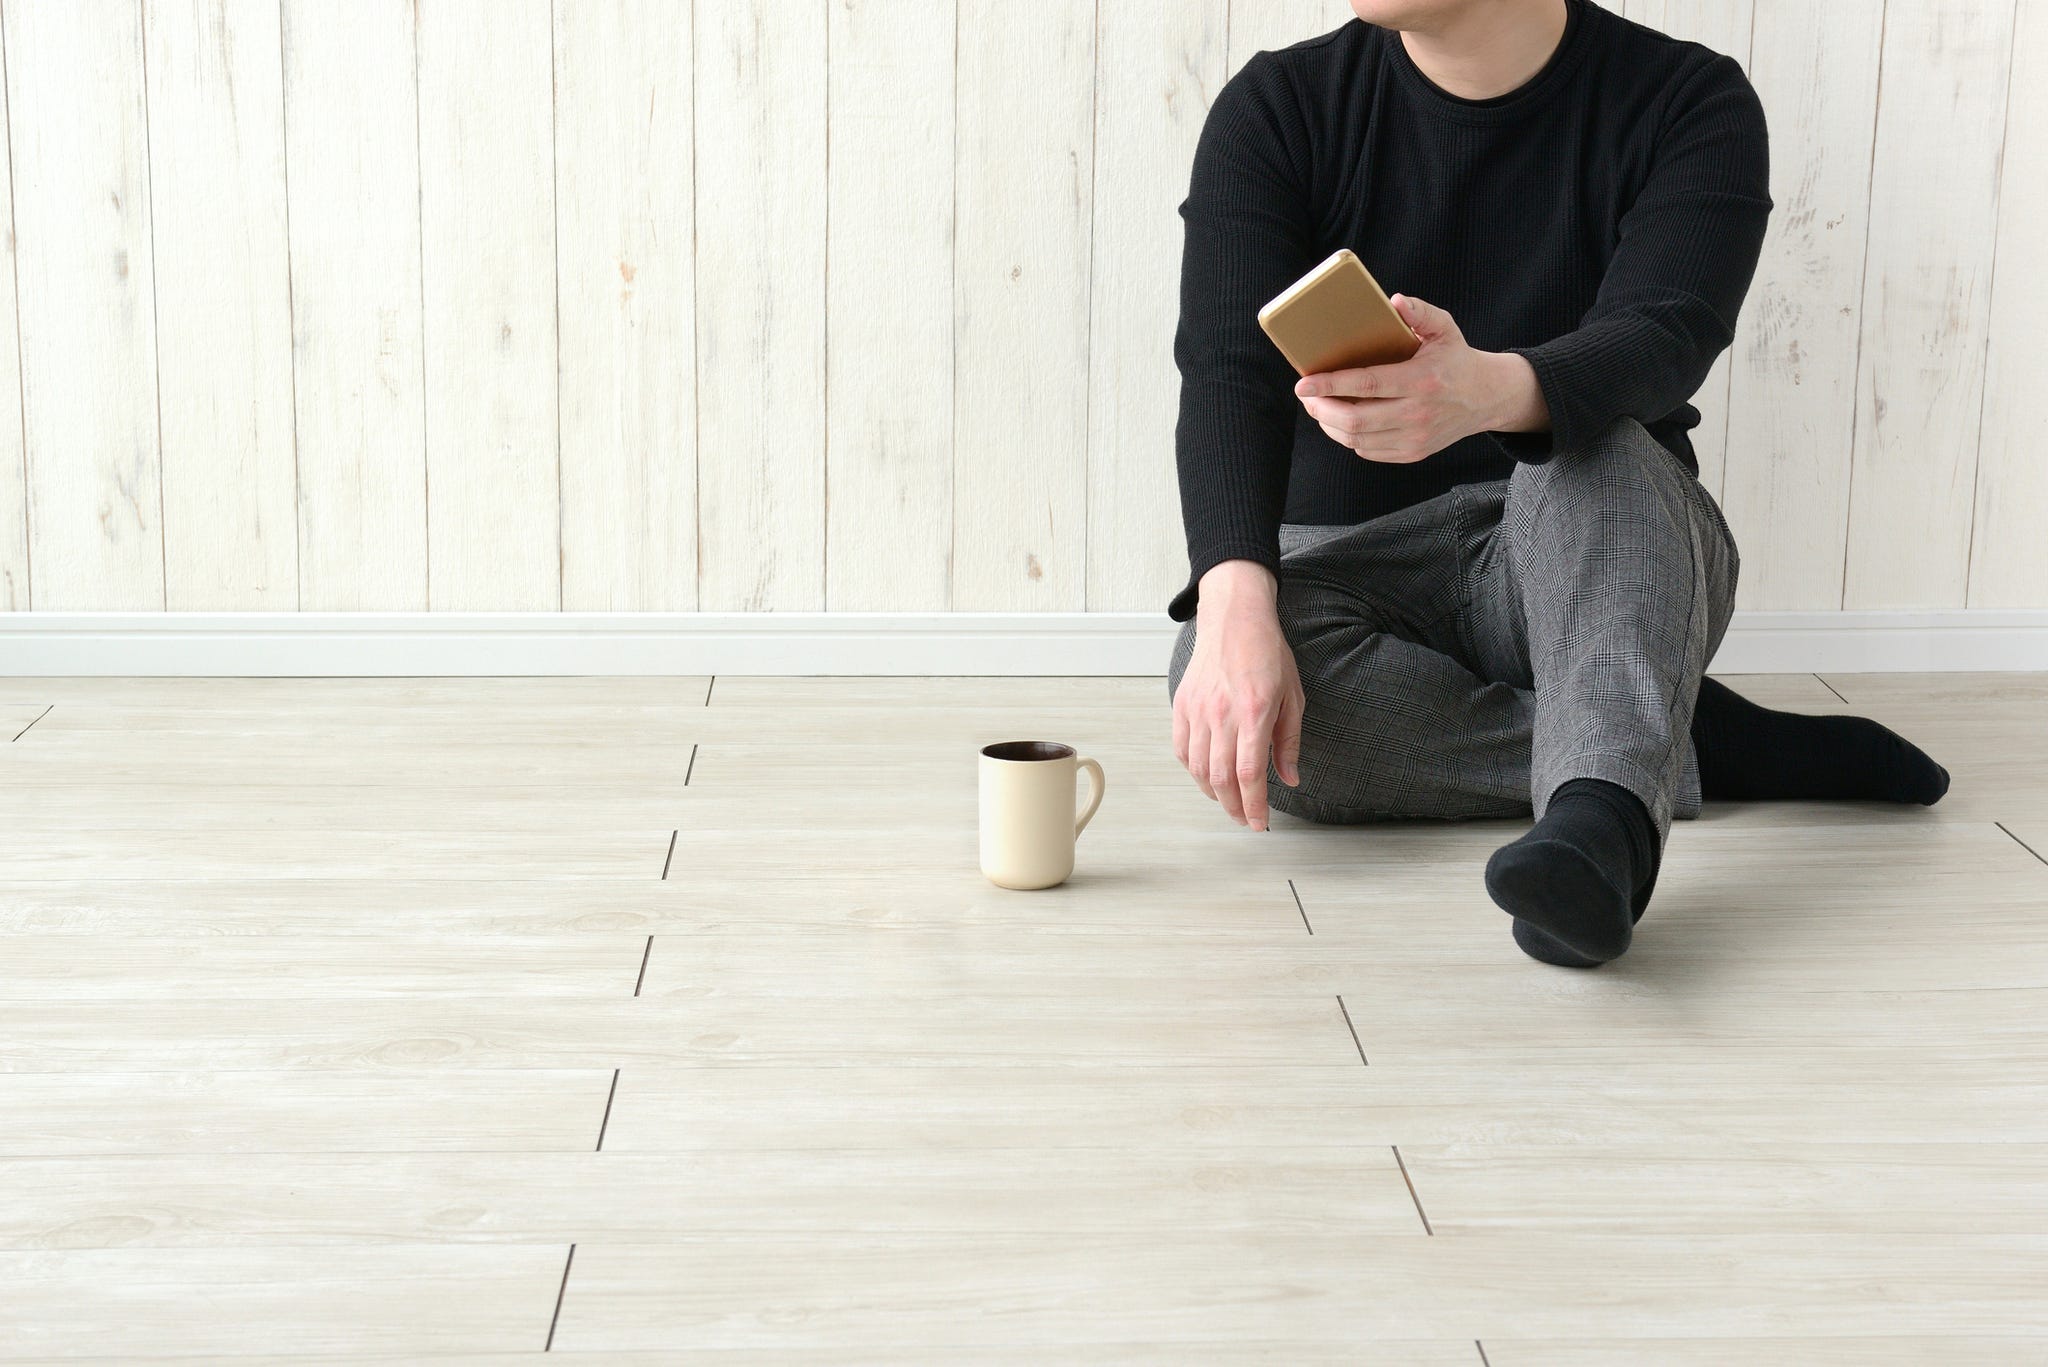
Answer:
[{"left": 1074, "top": 757, "right": 1106, "bottom": 838}]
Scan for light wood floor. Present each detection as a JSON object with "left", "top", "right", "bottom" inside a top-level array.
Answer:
[{"left": 1, "top": 671, "right": 2045, "bottom": 1362}]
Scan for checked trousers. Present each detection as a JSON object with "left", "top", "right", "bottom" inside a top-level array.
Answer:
[{"left": 1167, "top": 416, "right": 1741, "bottom": 851}]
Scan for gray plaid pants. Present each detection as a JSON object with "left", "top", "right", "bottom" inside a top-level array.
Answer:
[{"left": 1167, "top": 416, "right": 1740, "bottom": 848}]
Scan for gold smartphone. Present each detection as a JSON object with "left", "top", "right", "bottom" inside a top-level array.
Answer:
[{"left": 1257, "top": 247, "right": 1420, "bottom": 376}]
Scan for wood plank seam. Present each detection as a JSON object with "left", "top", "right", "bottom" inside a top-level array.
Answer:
[
  {"left": 135, "top": 0, "right": 171, "bottom": 611},
  {"left": 811, "top": 0, "right": 819, "bottom": 606},
  {"left": 1289, "top": 876, "right": 1313, "bottom": 935},
  {"left": 1336, "top": 994, "right": 1367, "bottom": 1066},
  {"left": 9, "top": 702, "right": 48, "bottom": 741},
  {"left": 947, "top": 2, "right": 957, "bottom": 608},
  {"left": 1079, "top": 0, "right": 1098, "bottom": 611},
  {"left": 1836, "top": 0, "right": 1889, "bottom": 610},
  {"left": 594, "top": 1069, "right": 620, "bottom": 1151},
  {"left": 410, "top": 0, "right": 432, "bottom": 609},
  {"left": 547, "top": 0, "right": 564, "bottom": 614},
  {"left": 0, "top": 10, "right": 27, "bottom": 610},
  {"left": 1392, "top": 1143, "right": 1434, "bottom": 1236},
  {"left": 544, "top": 1241, "right": 575, "bottom": 1350},
  {"left": 1960, "top": 0, "right": 2025, "bottom": 596},
  {"left": 275, "top": 6, "right": 305, "bottom": 613},
  {"left": 1995, "top": 821, "right": 2047, "bottom": 867}
]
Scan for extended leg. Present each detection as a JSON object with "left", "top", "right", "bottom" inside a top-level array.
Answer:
[{"left": 1690, "top": 676, "right": 1950, "bottom": 804}]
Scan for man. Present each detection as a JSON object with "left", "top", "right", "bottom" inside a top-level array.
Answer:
[{"left": 1165, "top": 0, "right": 1949, "bottom": 967}]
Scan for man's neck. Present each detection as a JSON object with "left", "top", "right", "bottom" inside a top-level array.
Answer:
[{"left": 1398, "top": 0, "right": 1570, "bottom": 100}]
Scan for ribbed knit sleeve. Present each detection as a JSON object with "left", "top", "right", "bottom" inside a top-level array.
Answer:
[
  {"left": 1497, "top": 54, "right": 1771, "bottom": 462},
  {"left": 1165, "top": 57, "right": 1316, "bottom": 623}
]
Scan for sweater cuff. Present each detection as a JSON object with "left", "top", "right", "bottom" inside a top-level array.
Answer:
[
  {"left": 1167, "top": 539, "right": 1281, "bottom": 623},
  {"left": 1503, "top": 339, "right": 1593, "bottom": 458},
  {"left": 1490, "top": 428, "right": 1557, "bottom": 464}
]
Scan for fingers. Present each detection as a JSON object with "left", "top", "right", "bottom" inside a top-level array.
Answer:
[
  {"left": 1273, "top": 685, "right": 1304, "bottom": 788},
  {"left": 1173, "top": 665, "right": 1293, "bottom": 830},
  {"left": 1296, "top": 367, "right": 1385, "bottom": 400},
  {"left": 1389, "top": 292, "right": 1457, "bottom": 342},
  {"left": 1236, "top": 722, "right": 1271, "bottom": 832},
  {"left": 1183, "top": 706, "right": 1216, "bottom": 801},
  {"left": 1304, "top": 396, "right": 1433, "bottom": 463},
  {"left": 1296, "top": 355, "right": 1440, "bottom": 400},
  {"left": 1208, "top": 719, "right": 1246, "bottom": 825},
  {"left": 1300, "top": 394, "right": 1406, "bottom": 434}
]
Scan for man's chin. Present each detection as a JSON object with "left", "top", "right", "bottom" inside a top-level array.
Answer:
[{"left": 1348, "top": 0, "right": 1468, "bottom": 31}]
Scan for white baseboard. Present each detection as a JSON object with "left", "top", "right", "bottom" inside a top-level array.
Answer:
[{"left": 2, "top": 609, "right": 2046, "bottom": 676}]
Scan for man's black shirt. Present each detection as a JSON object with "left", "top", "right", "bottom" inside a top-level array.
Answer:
[{"left": 1167, "top": 0, "right": 1772, "bottom": 622}]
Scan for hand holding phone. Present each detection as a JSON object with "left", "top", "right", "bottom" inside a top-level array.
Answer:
[{"left": 1257, "top": 248, "right": 1421, "bottom": 377}]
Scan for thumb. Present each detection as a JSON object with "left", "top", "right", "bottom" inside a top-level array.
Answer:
[
  {"left": 1273, "top": 688, "right": 1304, "bottom": 787},
  {"left": 1391, "top": 293, "right": 1458, "bottom": 344}
]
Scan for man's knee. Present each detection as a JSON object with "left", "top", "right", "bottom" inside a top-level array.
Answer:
[
  {"left": 1507, "top": 415, "right": 1697, "bottom": 540},
  {"left": 1515, "top": 415, "right": 1689, "bottom": 492}
]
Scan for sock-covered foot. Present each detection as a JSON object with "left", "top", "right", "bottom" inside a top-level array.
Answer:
[
  {"left": 1691, "top": 676, "right": 1949, "bottom": 804},
  {"left": 1512, "top": 917, "right": 1607, "bottom": 969},
  {"left": 1488, "top": 777, "right": 1657, "bottom": 967}
]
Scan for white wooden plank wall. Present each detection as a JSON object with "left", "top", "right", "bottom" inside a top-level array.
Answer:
[
  {"left": 3, "top": 0, "right": 164, "bottom": 610},
  {"left": 1087, "top": 0, "right": 1227, "bottom": 614},
  {"left": 825, "top": 0, "right": 952, "bottom": 612},
  {"left": 951, "top": 0, "right": 1094, "bottom": 610},
  {"left": 0, "top": 0, "right": 2039, "bottom": 615},
  {"left": 693, "top": 0, "right": 826, "bottom": 612},
  {"left": 0, "top": 34, "right": 25, "bottom": 613},
  {"left": 1967, "top": 0, "right": 2047, "bottom": 609},
  {"left": 554, "top": 0, "right": 695, "bottom": 611},
  {"left": 1840, "top": 0, "right": 2014, "bottom": 610},
  {"left": 1718, "top": 0, "right": 1881, "bottom": 610},
  {"left": 279, "top": 0, "right": 429, "bottom": 611},
  {"left": 144, "top": 0, "right": 298, "bottom": 610},
  {"left": 415, "top": 0, "right": 560, "bottom": 611}
]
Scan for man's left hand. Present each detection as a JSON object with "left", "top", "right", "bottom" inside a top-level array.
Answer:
[{"left": 1294, "top": 294, "right": 1548, "bottom": 464}]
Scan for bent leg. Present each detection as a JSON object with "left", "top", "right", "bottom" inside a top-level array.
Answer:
[
  {"left": 1467, "top": 417, "right": 1738, "bottom": 846},
  {"left": 1167, "top": 491, "right": 1538, "bottom": 825}
]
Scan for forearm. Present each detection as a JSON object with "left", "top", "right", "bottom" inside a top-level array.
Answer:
[
  {"left": 1169, "top": 388, "right": 1295, "bottom": 622},
  {"left": 1504, "top": 301, "right": 1731, "bottom": 454},
  {"left": 1167, "top": 59, "right": 1314, "bottom": 623}
]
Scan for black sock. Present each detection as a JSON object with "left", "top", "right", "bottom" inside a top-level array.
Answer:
[
  {"left": 1487, "top": 777, "right": 1656, "bottom": 968},
  {"left": 1690, "top": 676, "right": 1949, "bottom": 805}
]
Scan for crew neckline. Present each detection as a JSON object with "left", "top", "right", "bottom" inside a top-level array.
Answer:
[{"left": 1383, "top": 0, "right": 1595, "bottom": 124}]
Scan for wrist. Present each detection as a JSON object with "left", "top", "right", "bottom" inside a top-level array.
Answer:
[
  {"left": 1482, "top": 350, "right": 1548, "bottom": 433},
  {"left": 1197, "top": 558, "right": 1277, "bottom": 617}
]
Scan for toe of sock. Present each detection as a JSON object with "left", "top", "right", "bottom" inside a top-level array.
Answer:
[
  {"left": 1865, "top": 723, "right": 1952, "bottom": 805},
  {"left": 1485, "top": 838, "right": 1634, "bottom": 963},
  {"left": 1921, "top": 759, "right": 1952, "bottom": 806},
  {"left": 1511, "top": 916, "right": 1606, "bottom": 969}
]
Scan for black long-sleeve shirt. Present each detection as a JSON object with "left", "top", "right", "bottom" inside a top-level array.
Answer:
[{"left": 1167, "top": 0, "right": 1771, "bottom": 622}]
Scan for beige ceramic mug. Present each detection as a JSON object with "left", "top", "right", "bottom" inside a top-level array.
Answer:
[{"left": 978, "top": 741, "right": 1107, "bottom": 890}]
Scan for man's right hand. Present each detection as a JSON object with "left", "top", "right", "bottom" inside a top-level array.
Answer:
[{"left": 1172, "top": 559, "right": 1306, "bottom": 832}]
